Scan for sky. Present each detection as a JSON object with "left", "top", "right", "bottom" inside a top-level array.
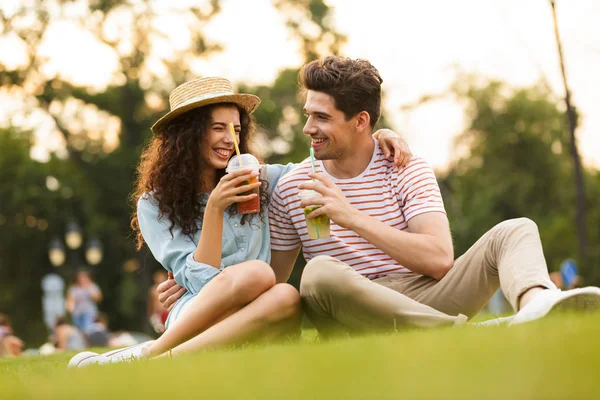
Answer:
[{"left": 1, "top": 0, "right": 599, "bottom": 170}]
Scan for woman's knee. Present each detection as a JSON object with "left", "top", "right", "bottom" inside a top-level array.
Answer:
[
  {"left": 264, "top": 283, "right": 302, "bottom": 323},
  {"left": 273, "top": 283, "right": 301, "bottom": 310},
  {"left": 244, "top": 260, "right": 276, "bottom": 286},
  {"left": 221, "top": 260, "right": 276, "bottom": 303}
]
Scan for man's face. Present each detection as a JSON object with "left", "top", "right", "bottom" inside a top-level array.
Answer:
[{"left": 303, "top": 90, "right": 356, "bottom": 160}]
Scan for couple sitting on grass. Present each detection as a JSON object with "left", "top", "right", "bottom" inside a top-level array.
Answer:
[{"left": 69, "top": 56, "right": 600, "bottom": 367}]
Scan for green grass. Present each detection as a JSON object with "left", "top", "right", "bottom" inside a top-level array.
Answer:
[{"left": 2, "top": 313, "right": 599, "bottom": 399}]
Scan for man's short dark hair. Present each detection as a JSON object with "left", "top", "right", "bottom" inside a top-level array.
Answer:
[{"left": 299, "top": 56, "right": 383, "bottom": 128}]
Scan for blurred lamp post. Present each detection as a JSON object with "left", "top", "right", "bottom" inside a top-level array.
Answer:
[
  {"left": 48, "top": 238, "right": 66, "bottom": 267},
  {"left": 48, "top": 222, "right": 103, "bottom": 269},
  {"left": 85, "top": 238, "right": 103, "bottom": 265},
  {"left": 65, "top": 221, "right": 83, "bottom": 250}
]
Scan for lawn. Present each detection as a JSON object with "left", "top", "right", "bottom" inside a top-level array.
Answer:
[{"left": 1, "top": 313, "right": 599, "bottom": 400}]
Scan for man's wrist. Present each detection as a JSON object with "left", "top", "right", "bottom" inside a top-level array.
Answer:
[{"left": 346, "top": 208, "right": 367, "bottom": 232}]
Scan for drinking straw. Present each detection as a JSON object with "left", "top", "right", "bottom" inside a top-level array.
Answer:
[
  {"left": 309, "top": 147, "right": 320, "bottom": 238},
  {"left": 229, "top": 123, "right": 242, "bottom": 165}
]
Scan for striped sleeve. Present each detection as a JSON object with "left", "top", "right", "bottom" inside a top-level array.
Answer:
[
  {"left": 268, "top": 183, "right": 301, "bottom": 251},
  {"left": 396, "top": 158, "right": 446, "bottom": 221}
]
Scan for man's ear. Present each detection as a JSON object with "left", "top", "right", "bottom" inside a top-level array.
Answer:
[{"left": 355, "top": 111, "right": 371, "bottom": 131}]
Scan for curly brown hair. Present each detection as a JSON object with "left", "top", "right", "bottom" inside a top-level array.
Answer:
[{"left": 131, "top": 103, "right": 268, "bottom": 250}]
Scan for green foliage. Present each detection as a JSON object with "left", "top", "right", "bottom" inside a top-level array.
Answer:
[{"left": 0, "top": 127, "right": 82, "bottom": 343}]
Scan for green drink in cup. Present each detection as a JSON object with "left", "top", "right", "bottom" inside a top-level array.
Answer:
[{"left": 298, "top": 188, "right": 330, "bottom": 239}]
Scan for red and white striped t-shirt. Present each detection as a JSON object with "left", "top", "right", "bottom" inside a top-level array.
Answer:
[{"left": 268, "top": 141, "right": 447, "bottom": 280}]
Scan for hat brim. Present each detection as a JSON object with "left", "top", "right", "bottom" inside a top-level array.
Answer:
[{"left": 151, "top": 93, "right": 260, "bottom": 134}]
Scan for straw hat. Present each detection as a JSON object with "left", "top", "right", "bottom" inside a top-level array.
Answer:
[{"left": 151, "top": 77, "right": 261, "bottom": 134}]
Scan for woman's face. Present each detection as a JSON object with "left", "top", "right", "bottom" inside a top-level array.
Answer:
[{"left": 201, "top": 105, "right": 241, "bottom": 171}]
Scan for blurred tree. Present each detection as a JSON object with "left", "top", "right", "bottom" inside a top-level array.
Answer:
[
  {"left": 0, "top": 126, "right": 91, "bottom": 343},
  {"left": 274, "top": 0, "right": 347, "bottom": 62},
  {"left": 440, "top": 78, "right": 599, "bottom": 284},
  {"left": 0, "top": 127, "right": 51, "bottom": 343},
  {"left": 0, "top": 0, "right": 223, "bottom": 340}
]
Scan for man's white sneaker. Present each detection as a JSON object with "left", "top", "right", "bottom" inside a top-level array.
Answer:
[
  {"left": 68, "top": 351, "right": 110, "bottom": 368},
  {"left": 509, "top": 286, "right": 600, "bottom": 326}
]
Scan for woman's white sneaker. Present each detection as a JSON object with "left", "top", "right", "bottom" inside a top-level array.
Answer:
[
  {"left": 68, "top": 351, "right": 110, "bottom": 368},
  {"left": 103, "top": 340, "right": 154, "bottom": 363},
  {"left": 509, "top": 286, "right": 600, "bottom": 326}
]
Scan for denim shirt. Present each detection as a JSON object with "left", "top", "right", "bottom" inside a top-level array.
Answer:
[{"left": 137, "top": 163, "right": 296, "bottom": 295}]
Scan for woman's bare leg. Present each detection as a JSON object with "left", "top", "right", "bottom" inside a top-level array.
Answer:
[
  {"left": 148, "top": 260, "right": 276, "bottom": 357},
  {"left": 167, "top": 283, "right": 302, "bottom": 355}
]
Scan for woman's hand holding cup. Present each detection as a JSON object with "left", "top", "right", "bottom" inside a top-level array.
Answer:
[{"left": 207, "top": 169, "right": 261, "bottom": 212}]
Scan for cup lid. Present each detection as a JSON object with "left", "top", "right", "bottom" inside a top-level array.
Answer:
[
  {"left": 226, "top": 154, "right": 260, "bottom": 173},
  {"left": 298, "top": 189, "right": 322, "bottom": 200}
]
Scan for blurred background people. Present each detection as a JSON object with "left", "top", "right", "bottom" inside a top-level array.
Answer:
[
  {"left": 66, "top": 269, "right": 102, "bottom": 334},
  {"left": 0, "top": 313, "right": 24, "bottom": 357},
  {"left": 86, "top": 313, "right": 110, "bottom": 348},
  {"left": 551, "top": 259, "right": 582, "bottom": 290},
  {"left": 41, "top": 272, "right": 66, "bottom": 333},
  {"left": 53, "top": 317, "right": 86, "bottom": 352},
  {"left": 486, "top": 289, "right": 513, "bottom": 316}
]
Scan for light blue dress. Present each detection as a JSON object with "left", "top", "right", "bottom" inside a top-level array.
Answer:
[{"left": 137, "top": 163, "right": 296, "bottom": 328}]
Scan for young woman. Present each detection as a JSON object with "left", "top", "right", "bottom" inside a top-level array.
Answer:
[
  {"left": 68, "top": 77, "right": 410, "bottom": 366},
  {"left": 66, "top": 270, "right": 102, "bottom": 334}
]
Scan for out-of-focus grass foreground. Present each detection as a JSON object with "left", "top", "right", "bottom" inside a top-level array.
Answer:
[{"left": 2, "top": 314, "right": 600, "bottom": 399}]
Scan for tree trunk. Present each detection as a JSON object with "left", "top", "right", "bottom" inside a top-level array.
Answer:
[{"left": 550, "top": 0, "right": 588, "bottom": 268}]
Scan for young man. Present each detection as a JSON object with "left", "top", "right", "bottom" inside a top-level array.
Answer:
[{"left": 267, "top": 56, "right": 600, "bottom": 337}]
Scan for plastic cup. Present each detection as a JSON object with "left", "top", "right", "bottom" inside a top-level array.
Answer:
[
  {"left": 298, "top": 187, "right": 330, "bottom": 239},
  {"left": 226, "top": 154, "right": 261, "bottom": 215}
]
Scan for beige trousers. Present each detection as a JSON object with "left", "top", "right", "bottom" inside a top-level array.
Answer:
[{"left": 300, "top": 218, "right": 556, "bottom": 337}]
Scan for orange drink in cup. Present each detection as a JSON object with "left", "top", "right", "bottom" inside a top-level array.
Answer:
[{"left": 226, "top": 154, "right": 261, "bottom": 214}]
